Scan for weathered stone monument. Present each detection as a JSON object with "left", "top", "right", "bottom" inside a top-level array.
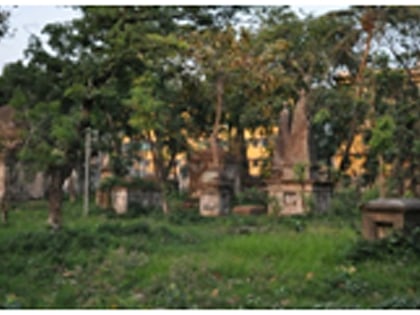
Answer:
[
  {"left": 361, "top": 198, "right": 420, "bottom": 240},
  {"left": 94, "top": 153, "right": 162, "bottom": 214},
  {"left": 190, "top": 148, "right": 236, "bottom": 217},
  {"left": 199, "top": 167, "right": 231, "bottom": 216},
  {"left": 111, "top": 183, "right": 162, "bottom": 214},
  {"left": 266, "top": 90, "right": 332, "bottom": 215}
]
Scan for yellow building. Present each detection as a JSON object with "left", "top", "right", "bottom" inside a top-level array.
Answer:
[
  {"left": 332, "top": 133, "right": 368, "bottom": 177},
  {"left": 122, "top": 126, "right": 368, "bottom": 182},
  {"left": 122, "top": 125, "right": 275, "bottom": 180}
]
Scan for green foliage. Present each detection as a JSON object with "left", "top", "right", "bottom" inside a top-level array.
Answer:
[
  {"left": 164, "top": 191, "right": 203, "bottom": 225},
  {"left": 293, "top": 163, "right": 307, "bottom": 182},
  {"left": 233, "top": 187, "right": 269, "bottom": 206},
  {"left": 368, "top": 115, "right": 396, "bottom": 156},
  {"left": 347, "top": 227, "right": 420, "bottom": 264},
  {"left": 98, "top": 176, "right": 160, "bottom": 191},
  {"left": 328, "top": 187, "right": 360, "bottom": 218},
  {"left": 2, "top": 199, "right": 420, "bottom": 308},
  {"left": 1, "top": 5, "right": 420, "bottom": 304},
  {"left": 361, "top": 186, "right": 380, "bottom": 203}
]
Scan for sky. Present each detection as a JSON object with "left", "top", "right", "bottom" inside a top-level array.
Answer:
[{"left": 0, "top": 2, "right": 405, "bottom": 74}]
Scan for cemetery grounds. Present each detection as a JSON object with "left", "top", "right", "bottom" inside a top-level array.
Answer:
[{"left": 1, "top": 188, "right": 420, "bottom": 309}]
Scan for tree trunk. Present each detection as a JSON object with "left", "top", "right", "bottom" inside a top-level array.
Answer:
[
  {"left": 0, "top": 158, "right": 8, "bottom": 224},
  {"left": 148, "top": 131, "right": 171, "bottom": 215},
  {"left": 47, "top": 166, "right": 70, "bottom": 230},
  {"left": 338, "top": 18, "right": 375, "bottom": 174},
  {"left": 210, "top": 74, "right": 224, "bottom": 169},
  {"left": 230, "top": 126, "right": 247, "bottom": 193},
  {"left": 377, "top": 154, "right": 386, "bottom": 198}
]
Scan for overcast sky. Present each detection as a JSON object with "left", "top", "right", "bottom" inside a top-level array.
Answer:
[{"left": 0, "top": 5, "right": 351, "bottom": 73}]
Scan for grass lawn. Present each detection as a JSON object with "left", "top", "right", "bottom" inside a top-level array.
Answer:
[{"left": 1, "top": 198, "right": 420, "bottom": 309}]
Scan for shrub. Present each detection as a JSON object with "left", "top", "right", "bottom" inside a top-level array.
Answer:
[
  {"left": 361, "top": 186, "right": 380, "bottom": 203},
  {"left": 98, "top": 176, "right": 160, "bottom": 191},
  {"left": 328, "top": 187, "right": 360, "bottom": 218},
  {"left": 346, "top": 227, "right": 420, "bottom": 263},
  {"left": 233, "top": 187, "right": 268, "bottom": 207}
]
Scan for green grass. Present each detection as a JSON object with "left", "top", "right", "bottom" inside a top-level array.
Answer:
[{"left": 1, "top": 198, "right": 420, "bottom": 309}]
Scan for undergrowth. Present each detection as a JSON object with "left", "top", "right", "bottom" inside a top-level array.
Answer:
[{"left": 1, "top": 193, "right": 419, "bottom": 309}]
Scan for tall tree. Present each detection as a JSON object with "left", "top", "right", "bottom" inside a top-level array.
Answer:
[
  {"left": 186, "top": 18, "right": 288, "bottom": 184},
  {"left": 126, "top": 6, "right": 253, "bottom": 210},
  {"left": 3, "top": 32, "right": 84, "bottom": 229},
  {"left": 257, "top": 8, "right": 364, "bottom": 175}
]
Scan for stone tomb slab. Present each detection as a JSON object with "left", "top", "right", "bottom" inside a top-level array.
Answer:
[
  {"left": 199, "top": 187, "right": 230, "bottom": 217},
  {"left": 267, "top": 180, "right": 331, "bottom": 216},
  {"left": 111, "top": 186, "right": 161, "bottom": 214},
  {"left": 361, "top": 198, "right": 420, "bottom": 240}
]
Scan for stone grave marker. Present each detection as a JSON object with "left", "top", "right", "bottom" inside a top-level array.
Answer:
[
  {"left": 361, "top": 198, "right": 420, "bottom": 240},
  {"left": 266, "top": 90, "right": 332, "bottom": 215}
]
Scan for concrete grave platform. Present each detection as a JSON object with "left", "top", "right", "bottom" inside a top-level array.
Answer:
[{"left": 361, "top": 198, "right": 420, "bottom": 240}]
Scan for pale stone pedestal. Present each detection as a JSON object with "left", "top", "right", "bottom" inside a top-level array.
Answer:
[
  {"left": 111, "top": 186, "right": 162, "bottom": 214},
  {"left": 199, "top": 169, "right": 231, "bottom": 217},
  {"left": 199, "top": 187, "right": 231, "bottom": 217},
  {"left": 361, "top": 198, "right": 420, "bottom": 240},
  {"left": 267, "top": 179, "right": 332, "bottom": 216}
]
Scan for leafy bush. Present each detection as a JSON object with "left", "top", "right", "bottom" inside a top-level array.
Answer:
[
  {"left": 328, "top": 187, "right": 360, "bottom": 218},
  {"left": 347, "top": 227, "right": 420, "bottom": 263},
  {"left": 96, "top": 221, "right": 151, "bottom": 237},
  {"left": 167, "top": 209, "right": 204, "bottom": 225},
  {"left": 0, "top": 228, "right": 108, "bottom": 256},
  {"left": 361, "top": 186, "right": 380, "bottom": 203},
  {"left": 233, "top": 187, "right": 268, "bottom": 206},
  {"left": 98, "top": 176, "right": 160, "bottom": 191}
]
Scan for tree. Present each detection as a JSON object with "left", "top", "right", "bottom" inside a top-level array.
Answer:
[
  {"left": 256, "top": 8, "right": 364, "bottom": 176},
  {"left": 327, "top": 6, "right": 420, "bottom": 195},
  {"left": 2, "top": 33, "right": 84, "bottom": 229},
  {"left": 126, "top": 46, "right": 190, "bottom": 214},
  {"left": 126, "top": 6, "right": 253, "bottom": 210},
  {"left": 186, "top": 18, "right": 288, "bottom": 186}
]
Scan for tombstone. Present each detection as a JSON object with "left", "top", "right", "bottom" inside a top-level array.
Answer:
[
  {"left": 266, "top": 90, "right": 332, "bottom": 215},
  {"left": 187, "top": 147, "right": 239, "bottom": 217},
  {"left": 361, "top": 198, "right": 420, "bottom": 240},
  {"left": 199, "top": 167, "right": 231, "bottom": 217},
  {"left": 110, "top": 181, "right": 162, "bottom": 214},
  {"left": 188, "top": 148, "right": 240, "bottom": 198}
]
